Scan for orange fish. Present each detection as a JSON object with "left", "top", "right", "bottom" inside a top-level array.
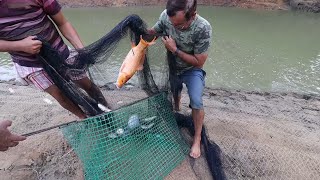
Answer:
[{"left": 116, "top": 35, "right": 156, "bottom": 88}]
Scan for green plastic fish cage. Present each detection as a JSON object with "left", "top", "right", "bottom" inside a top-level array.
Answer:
[{"left": 62, "top": 92, "right": 189, "bottom": 179}]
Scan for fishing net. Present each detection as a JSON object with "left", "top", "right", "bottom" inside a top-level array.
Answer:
[
  {"left": 28, "top": 13, "right": 320, "bottom": 180},
  {"left": 37, "top": 14, "right": 221, "bottom": 179}
]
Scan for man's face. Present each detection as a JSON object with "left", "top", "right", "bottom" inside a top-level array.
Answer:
[{"left": 169, "top": 10, "right": 192, "bottom": 30}]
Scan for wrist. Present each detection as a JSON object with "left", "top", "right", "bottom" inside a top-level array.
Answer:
[
  {"left": 75, "top": 42, "right": 84, "bottom": 50},
  {"left": 173, "top": 47, "right": 180, "bottom": 56},
  {"left": 10, "top": 41, "right": 23, "bottom": 52}
]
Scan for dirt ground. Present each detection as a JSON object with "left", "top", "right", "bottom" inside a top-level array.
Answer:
[{"left": 0, "top": 82, "right": 319, "bottom": 179}]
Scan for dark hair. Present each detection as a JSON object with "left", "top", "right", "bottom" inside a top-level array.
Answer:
[{"left": 166, "top": 0, "right": 197, "bottom": 20}]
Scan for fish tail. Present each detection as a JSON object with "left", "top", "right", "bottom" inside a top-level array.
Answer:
[{"left": 140, "top": 35, "right": 156, "bottom": 46}]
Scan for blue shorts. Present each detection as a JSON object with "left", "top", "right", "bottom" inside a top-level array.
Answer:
[{"left": 170, "top": 68, "right": 206, "bottom": 109}]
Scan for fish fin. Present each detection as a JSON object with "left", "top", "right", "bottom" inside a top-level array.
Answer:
[
  {"left": 131, "top": 42, "right": 136, "bottom": 48},
  {"left": 120, "top": 63, "right": 126, "bottom": 72},
  {"left": 137, "top": 52, "right": 146, "bottom": 71}
]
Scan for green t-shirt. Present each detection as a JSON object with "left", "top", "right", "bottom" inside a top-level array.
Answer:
[{"left": 153, "top": 9, "right": 212, "bottom": 74}]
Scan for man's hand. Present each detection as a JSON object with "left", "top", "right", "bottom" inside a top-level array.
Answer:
[
  {"left": 0, "top": 120, "right": 26, "bottom": 151},
  {"left": 19, "top": 36, "right": 42, "bottom": 54},
  {"left": 161, "top": 36, "right": 177, "bottom": 53}
]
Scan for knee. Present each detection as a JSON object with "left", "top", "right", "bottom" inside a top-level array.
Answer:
[
  {"left": 55, "top": 93, "right": 70, "bottom": 105},
  {"left": 189, "top": 94, "right": 203, "bottom": 109},
  {"left": 74, "top": 77, "right": 93, "bottom": 91},
  {"left": 45, "top": 85, "right": 69, "bottom": 104}
]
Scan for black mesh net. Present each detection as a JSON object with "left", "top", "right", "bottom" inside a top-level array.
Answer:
[{"left": 36, "top": 14, "right": 222, "bottom": 179}]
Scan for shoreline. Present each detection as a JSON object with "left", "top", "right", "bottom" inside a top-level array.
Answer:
[{"left": 2, "top": 79, "right": 320, "bottom": 98}]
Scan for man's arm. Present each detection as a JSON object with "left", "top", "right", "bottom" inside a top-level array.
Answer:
[
  {"left": 175, "top": 49, "right": 208, "bottom": 68},
  {"left": 50, "top": 11, "right": 84, "bottom": 49},
  {"left": 161, "top": 36, "right": 208, "bottom": 68},
  {"left": 148, "top": 10, "right": 166, "bottom": 35},
  {"left": 0, "top": 36, "right": 42, "bottom": 54},
  {"left": 147, "top": 28, "right": 158, "bottom": 35}
]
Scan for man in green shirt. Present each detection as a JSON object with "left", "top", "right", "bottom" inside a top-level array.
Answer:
[{"left": 148, "top": 0, "right": 212, "bottom": 158}]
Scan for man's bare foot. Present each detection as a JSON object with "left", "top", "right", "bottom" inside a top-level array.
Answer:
[{"left": 189, "top": 142, "right": 201, "bottom": 158}]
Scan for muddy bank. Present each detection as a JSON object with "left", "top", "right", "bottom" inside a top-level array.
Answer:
[
  {"left": 289, "top": 0, "right": 320, "bottom": 12},
  {"left": 57, "top": 0, "right": 320, "bottom": 12},
  {"left": 0, "top": 82, "right": 319, "bottom": 179},
  {"left": 58, "top": 0, "right": 288, "bottom": 10}
]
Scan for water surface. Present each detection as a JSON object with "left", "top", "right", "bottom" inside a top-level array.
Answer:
[{"left": 1, "top": 6, "right": 319, "bottom": 94}]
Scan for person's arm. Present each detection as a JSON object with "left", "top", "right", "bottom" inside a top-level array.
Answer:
[
  {"left": 0, "top": 36, "right": 42, "bottom": 54},
  {"left": 50, "top": 11, "right": 84, "bottom": 49},
  {"left": 147, "top": 28, "right": 158, "bottom": 35},
  {"left": 175, "top": 48, "right": 208, "bottom": 68},
  {"left": 161, "top": 36, "right": 208, "bottom": 68},
  {"left": 0, "top": 120, "right": 26, "bottom": 151}
]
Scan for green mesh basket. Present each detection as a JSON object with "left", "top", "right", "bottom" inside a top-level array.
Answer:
[{"left": 62, "top": 92, "right": 189, "bottom": 180}]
